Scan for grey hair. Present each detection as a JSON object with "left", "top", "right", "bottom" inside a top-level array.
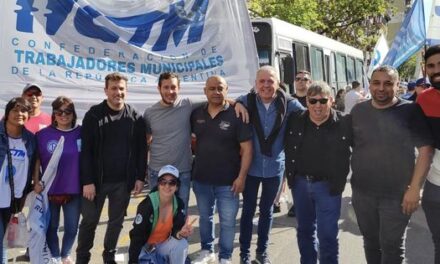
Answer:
[
  {"left": 256, "top": 65, "right": 279, "bottom": 82},
  {"left": 307, "top": 81, "right": 332, "bottom": 97}
]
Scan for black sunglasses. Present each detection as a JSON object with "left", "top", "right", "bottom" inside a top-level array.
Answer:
[
  {"left": 308, "top": 98, "right": 329, "bottom": 105},
  {"left": 158, "top": 179, "right": 178, "bottom": 187},
  {"left": 54, "top": 109, "right": 73, "bottom": 116},
  {"left": 25, "top": 90, "right": 42, "bottom": 97},
  {"left": 295, "top": 77, "right": 310, "bottom": 82}
]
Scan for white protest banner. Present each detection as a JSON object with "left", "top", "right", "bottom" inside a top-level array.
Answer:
[{"left": 0, "top": 0, "right": 258, "bottom": 118}]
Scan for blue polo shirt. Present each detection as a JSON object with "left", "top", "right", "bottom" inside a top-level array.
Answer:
[
  {"left": 238, "top": 93, "right": 304, "bottom": 178},
  {"left": 191, "top": 103, "right": 252, "bottom": 185}
]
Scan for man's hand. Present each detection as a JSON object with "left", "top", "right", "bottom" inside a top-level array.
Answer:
[
  {"left": 401, "top": 186, "right": 421, "bottom": 215},
  {"left": 234, "top": 102, "right": 249, "bottom": 123},
  {"left": 132, "top": 180, "right": 144, "bottom": 196},
  {"left": 231, "top": 176, "right": 245, "bottom": 195},
  {"left": 83, "top": 184, "right": 96, "bottom": 201}
]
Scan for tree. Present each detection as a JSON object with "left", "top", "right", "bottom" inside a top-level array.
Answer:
[
  {"left": 398, "top": 53, "right": 418, "bottom": 80},
  {"left": 248, "top": 0, "right": 392, "bottom": 51}
]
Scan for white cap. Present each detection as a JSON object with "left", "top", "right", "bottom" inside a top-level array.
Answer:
[
  {"left": 22, "top": 83, "right": 42, "bottom": 94},
  {"left": 158, "top": 165, "right": 179, "bottom": 179}
]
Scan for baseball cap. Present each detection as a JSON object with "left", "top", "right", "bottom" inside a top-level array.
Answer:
[
  {"left": 407, "top": 81, "right": 416, "bottom": 91},
  {"left": 22, "top": 83, "right": 42, "bottom": 94},
  {"left": 158, "top": 165, "right": 179, "bottom": 179},
  {"left": 415, "top": 78, "right": 429, "bottom": 87}
]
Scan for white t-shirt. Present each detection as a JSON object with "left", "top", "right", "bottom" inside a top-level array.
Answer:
[
  {"left": 344, "top": 89, "right": 364, "bottom": 114},
  {"left": 0, "top": 137, "right": 29, "bottom": 208},
  {"left": 427, "top": 149, "right": 440, "bottom": 186}
]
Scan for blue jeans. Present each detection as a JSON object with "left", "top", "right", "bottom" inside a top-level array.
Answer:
[
  {"left": 157, "top": 236, "right": 189, "bottom": 263},
  {"left": 293, "top": 176, "right": 341, "bottom": 264},
  {"left": 149, "top": 168, "right": 191, "bottom": 212},
  {"left": 193, "top": 181, "right": 239, "bottom": 260},
  {"left": 47, "top": 195, "right": 81, "bottom": 259},
  {"left": 239, "top": 175, "right": 281, "bottom": 257},
  {"left": 352, "top": 190, "right": 410, "bottom": 264}
]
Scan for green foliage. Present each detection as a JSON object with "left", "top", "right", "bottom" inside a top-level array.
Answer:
[
  {"left": 248, "top": 0, "right": 392, "bottom": 51},
  {"left": 398, "top": 53, "right": 418, "bottom": 80}
]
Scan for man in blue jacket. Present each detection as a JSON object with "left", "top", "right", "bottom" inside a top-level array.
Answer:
[{"left": 238, "top": 66, "right": 304, "bottom": 264}]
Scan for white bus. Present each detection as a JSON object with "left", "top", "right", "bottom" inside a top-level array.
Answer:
[{"left": 251, "top": 17, "right": 365, "bottom": 95}]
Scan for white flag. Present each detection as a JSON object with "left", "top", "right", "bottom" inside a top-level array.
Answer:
[
  {"left": 367, "top": 34, "right": 389, "bottom": 77},
  {"left": 28, "top": 136, "right": 65, "bottom": 264}
]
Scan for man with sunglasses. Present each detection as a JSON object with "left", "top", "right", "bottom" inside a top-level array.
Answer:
[
  {"left": 351, "top": 66, "right": 433, "bottom": 264},
  {"left": 190, "top": 76, "right": 252, "bottom": 264},
  {"left": 344, "top": 80, "right": 365, "bottom": 114},
  {"left": 285, "top": 81, "right": 352, "bottom": 264},
  {"left": 21, "top": 84, "right": 51, "bottom": 134},
  {"left": 293, "top": 70, "right": 312, "bottom": 107},
  {"left": 20, "top": 83, "right": 51, "bottom": 261}
]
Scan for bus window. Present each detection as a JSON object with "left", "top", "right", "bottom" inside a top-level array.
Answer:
[
  {"left": 330, "top": 52, "right": 337, "bottom": 88},
  {"left": 335, "top": 53, "right": 347, "bottom": 89},
  {"left": 258, "top": 50, "right": 271, "bottom": 66},
  {"left": 280, "top": 54, "right": 294, "bottom": 90},
  {"left": 324, "top": 54, "right": 330, "bottom": 83},
  {"left": 355, "top": 59, "right": 364, "bottom": 84},
  {"left": 347, "top": 56, "right": 355, "bottom": 83},
  {"left": 311, "top": 47, "right": 324, "bottom": 81},
  {"left": 252, "top": 22, "right": 273, "bottom": 67},
  {"left": 293, "top": 42, "right": 310, "bottom": 73}
]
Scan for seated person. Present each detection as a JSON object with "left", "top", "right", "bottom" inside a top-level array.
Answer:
[{"left": 129, "top": 165, "right": 193, "bottom": 264}]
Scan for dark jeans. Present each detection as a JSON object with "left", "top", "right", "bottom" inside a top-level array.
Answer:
[
  {"left": 422, "top": 181, "right": 440, "bottom": 264},
  {"left": 293, "top": 176, "right": 341, "bottom": 264},
  {"left": 0, "top": 208, "right": 11, "bottom": 264},
  {"left": 239, "top": 175, "right": 281, "bottom": 258},
  {"left": 352, "top": 190, "right": 410, "bottom": 264},
  {"left": 76, "top": 182, "right": 130, "bottom": 263}
]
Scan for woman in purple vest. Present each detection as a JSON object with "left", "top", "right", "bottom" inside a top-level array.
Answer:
[{"left": 34, "top": 96, "right": 81, "bottom": 264}]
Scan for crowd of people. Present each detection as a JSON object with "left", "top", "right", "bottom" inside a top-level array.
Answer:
[{"left": 0, "top": 44, "right": 439, "bottom": 264}]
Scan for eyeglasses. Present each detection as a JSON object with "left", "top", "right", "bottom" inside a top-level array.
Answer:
[
  {"left": 295, "top": 77, "right": 310, "bottom": 82},
  {"left": 24, "top": 91, "right": 42, "bottom": 97},
  {"left": 308, "top": 98, "right": 329, "bottom": 105},
  {"left": 54, "top": 109, "right": 73, "bottom": 116},
  {"left": 158, "top": 179, "right": 178, "bottom": 187}
]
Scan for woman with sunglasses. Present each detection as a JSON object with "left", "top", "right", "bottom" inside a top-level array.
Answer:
[
  {"left": 0, "top": 97, "right": 36, "bottom": 264},
  {"left": 33, "top": 96, "right": 81, "bottom": 264},
  {"left": 129, "top": 165, "right": 193, "bottom": 264}
]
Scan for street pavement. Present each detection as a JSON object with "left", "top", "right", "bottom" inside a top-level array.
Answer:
[{"left": 8, "top": 184, "right": 434, "bottom": 263}]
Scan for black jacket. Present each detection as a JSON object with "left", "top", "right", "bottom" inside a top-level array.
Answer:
[
  {"left": 80, "top": 100, "right": 146, "bottom": 191},
  {"left": 284, "top": 109, "right": 352, "bottom": 195},
  {"left": 128, "top": 191, "right": 186, "bottom": 263}
]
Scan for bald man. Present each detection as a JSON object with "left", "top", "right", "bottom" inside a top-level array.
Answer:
[{"left": 191, "top": 76, "right": 253, "bottom": 264}]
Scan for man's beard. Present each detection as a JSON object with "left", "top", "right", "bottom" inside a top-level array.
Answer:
[{"left": 430, "top": 73, "right": 440, "bottom": 90}]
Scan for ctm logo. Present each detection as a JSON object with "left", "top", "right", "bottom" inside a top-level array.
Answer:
[{"left": 15, "top": 0, "right": 209, "bottom": 51}]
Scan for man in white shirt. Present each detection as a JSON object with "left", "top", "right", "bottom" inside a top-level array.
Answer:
[{"left": 344, "top": 80, "right": 364, "bottom": 114}]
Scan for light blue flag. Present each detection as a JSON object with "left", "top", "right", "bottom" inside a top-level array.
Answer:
[{"left": 382, "top": 0, "right": 425, "bottom": 68}]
